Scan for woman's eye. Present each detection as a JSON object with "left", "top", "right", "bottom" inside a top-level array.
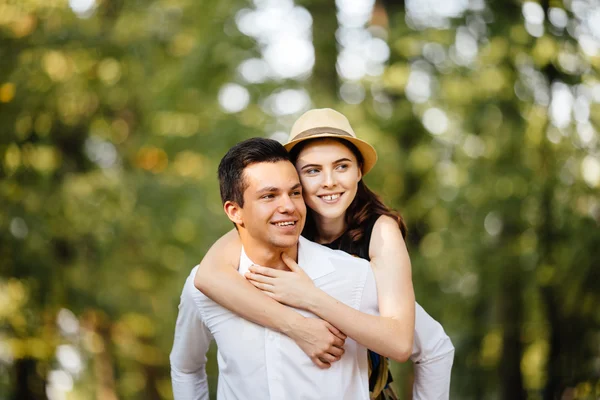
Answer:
[
  {"left": 306, "top": 168, "right": 319, "bottom": 174},
  {"left": 336, "top": 164, "right": 349, "bottom": 171}
]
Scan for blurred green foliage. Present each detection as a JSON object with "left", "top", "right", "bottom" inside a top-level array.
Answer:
[{"left": 1, "top": 0, "right": 599, "bottom": 399}]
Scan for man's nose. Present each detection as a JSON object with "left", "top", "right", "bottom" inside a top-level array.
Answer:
[{"left": 277, "top": 194, "right": 296, "bottom": 213}]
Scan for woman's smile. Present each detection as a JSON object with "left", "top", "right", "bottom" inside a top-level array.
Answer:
[{"left": 318, "top": 192, "right": 344, "bottom": 203}]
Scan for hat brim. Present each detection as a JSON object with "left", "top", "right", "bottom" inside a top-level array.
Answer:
[{"left": 284, "top": 133, "right": 378, "bottom": 175}]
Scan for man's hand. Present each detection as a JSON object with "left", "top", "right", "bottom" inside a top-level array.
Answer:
[{"left": 285, "top": 317, "right": 346, "bottom": 369}]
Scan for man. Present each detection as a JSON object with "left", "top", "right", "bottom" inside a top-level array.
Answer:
[{"left": 170, "top": 138, "right": 453, "bottom": 399}]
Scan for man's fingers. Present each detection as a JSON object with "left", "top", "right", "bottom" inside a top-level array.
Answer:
[
  {"left": 325, "top": 322, "right": 347, "bottom": 340},
  {"left": 312, "top": 357, "right": 331, "bottom": 369},
  {"left": 319, "top": 353, "right": 339, "bottom": 364},
  {"left": 332, "top": 336, "right": 345, "bottom": 348},
  {"left": 325, "top": 322, "right": 342, "bottom": 336},
  {"left": 328, "top": 346, "right": 344, "bottom": 358}
]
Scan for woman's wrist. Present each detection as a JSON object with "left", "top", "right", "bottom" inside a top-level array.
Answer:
[{"left": 304, "top": 288, "right": 326, "bottom": 314}]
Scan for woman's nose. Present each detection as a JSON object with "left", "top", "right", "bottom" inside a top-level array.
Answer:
[{"left": 323, "top": 171, "right": 336, "bottom": 188}]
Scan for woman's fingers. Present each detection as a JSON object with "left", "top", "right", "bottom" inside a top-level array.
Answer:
[
  {"left": 245, "top": 272, "right": 274, "bottom": 285},
  {"left": 247, "top": 279, "right": 273, "bottom": 292},
  {"left": 248, "top": 264, "right": 279, "bottom": 277},
  {"left": 281, "top": 253, "right": 301, "bottom": 272}
]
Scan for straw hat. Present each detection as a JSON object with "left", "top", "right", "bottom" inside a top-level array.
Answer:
[{"left": 284, "top": 108, "right": 378, "bottom": 175}]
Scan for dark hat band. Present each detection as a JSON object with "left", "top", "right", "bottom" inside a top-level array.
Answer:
[{"left": 293, "top": 127, "right": 353, "bottom": 140}]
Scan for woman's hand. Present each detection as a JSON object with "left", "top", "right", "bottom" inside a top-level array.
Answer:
[{"left": 245, "top": 253, "right": 317, "bottom": 310}]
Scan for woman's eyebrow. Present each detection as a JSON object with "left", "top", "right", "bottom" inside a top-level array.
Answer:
[
  {"left": 300, "top": 163, "right": 321, "bottom": 170},
  {"left": 333, "top": 158, "right": 352, "bottom": 164}
]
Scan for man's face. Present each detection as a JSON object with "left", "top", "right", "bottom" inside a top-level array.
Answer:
[{"left": 238, "top": 160, "right": 306, "bottom": 249}]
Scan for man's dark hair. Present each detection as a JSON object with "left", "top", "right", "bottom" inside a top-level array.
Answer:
[{"left": 218, "top": 137, "right": 291, "bottom": 207}]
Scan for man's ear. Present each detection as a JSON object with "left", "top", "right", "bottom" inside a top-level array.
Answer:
[{"left": 224, "top": 201, "right": 244, "bottom": 227}]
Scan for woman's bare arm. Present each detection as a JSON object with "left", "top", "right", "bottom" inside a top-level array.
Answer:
[
  {"left": 368, "top": 215, "right": 415, "bottom": 356},
  {"left": 247, "top": 215, "right": 415, "bottom": 362},
  {"left": 193, "top": 229, "right": 346, "bottom": 368}
]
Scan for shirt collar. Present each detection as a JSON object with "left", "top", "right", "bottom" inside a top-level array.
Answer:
[
  {"left": 239, "top": 236, "right": 335, "bottom": 280},
  {"left": 238, "top": 247, "right": 254, "bottom": 276}
]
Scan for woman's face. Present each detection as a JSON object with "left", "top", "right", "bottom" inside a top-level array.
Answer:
[{"left": 294, "top": 139, "right": 362, "bottom": 221}]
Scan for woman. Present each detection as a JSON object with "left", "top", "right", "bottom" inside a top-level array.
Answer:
[{"left": 195, "top": 109, "right": 451, "bottom": 399}]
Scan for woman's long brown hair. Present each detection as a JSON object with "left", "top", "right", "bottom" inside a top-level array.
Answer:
[{"left": 289, "top": 138, "right": 407, "bottom": 246}]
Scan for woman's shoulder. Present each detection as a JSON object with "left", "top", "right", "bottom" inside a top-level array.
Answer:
[
  {"left": 372, "top": 214, "right": 400, "bottom": 232},
  {"left": 368, "top": 214, "right": 406, "bottom": 256},
  {"left": 372, "top": 214, "right": 402, "bottom": 235}
]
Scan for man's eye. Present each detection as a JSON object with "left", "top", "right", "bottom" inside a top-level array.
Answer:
[
  {"left": 291, "top": 191, "right": 302, "bottom": 196},
  {"left": 261, "top": 194, "right": 274, "bottom": 199}
]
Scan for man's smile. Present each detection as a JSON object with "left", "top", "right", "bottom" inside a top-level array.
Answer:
[{"left": 273, "top": 221, "right": 297, "bottom": 226}]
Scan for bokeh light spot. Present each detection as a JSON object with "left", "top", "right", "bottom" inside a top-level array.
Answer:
[
  {"left": 0, "top": 83, "right": 16, "bottom": 103},
  {"left": 484, "top": 212, "right": 503, "bottom": 236},
  {"left": 423, "top": 108, "right": 449, "bottom": 135},
  {"left": 218, "top": 83, "right": 250, "bottom": 114},
  {"left": 57, "top": 309, "right": 79, "bottom": 336},
  {"left": 57, "top": 345, "right": 82, "bottom": 374},
  {"left": 69, "top": 0, "right": 95, "bottom": 18},
  {"left": 10, "top": 218, "right": 28, "bottom": 239},
  {"left": 581, "top": 155, "right": 600, "bottom": 188},
  {"left": 264, "top": 88, "right": 310, "bottom": 116},
  {"left": 339, "top": 81, "right": 365, "bottom": 104}
]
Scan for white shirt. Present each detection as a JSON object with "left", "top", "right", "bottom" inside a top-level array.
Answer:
[{"left": 170, "top": 236, "right": 454, "bottom": 400}]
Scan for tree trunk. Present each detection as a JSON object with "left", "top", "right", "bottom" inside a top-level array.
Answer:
[
  {"left": 87, "top": 312, "right": 118, "bottom": 400},
  {"left": 499, "top": 274, "right": 526, "bottom": 400},
  {"left": 13, "top": 358, "right": 47, "bottom": 400},
  {"left": 301, "top": 0, "right": 339, "bottom": 104},
  {"left": 535, "top": 64, "right": 561, "bottom": 399},
  {"left": 143, "top": 364, "right": 162, "bottom": 400}
]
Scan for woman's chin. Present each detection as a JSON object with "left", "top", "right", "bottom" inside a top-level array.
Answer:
[{"left": 310, "top": 205, "right": 346, "bottom": 220}]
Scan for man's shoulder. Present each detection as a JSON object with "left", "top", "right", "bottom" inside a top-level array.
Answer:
[
  {"left": 181, "top": 265, "right": 208, "bottom": 302},
  {"left": 187, "top": 265, "right": 201, "bottom": 286}
]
